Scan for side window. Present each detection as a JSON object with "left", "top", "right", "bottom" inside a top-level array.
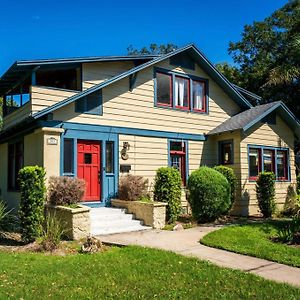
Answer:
[
  {"left": 8, "top": 140, "right": 24, "bottom": 190},
  {"left": 169, "top": 141, "right": 187, "bottom": 186},
  {"left": 63, "top": 138, "right": 74, "bottom": 175},
  {"left": 219, "top": 140, "right": 233, "bottom": 165},
  {"left": 156, "top": 72, "right": 172, "bottom": 106},
  {"left": 75, "top": 90, "right": 102, "bottom": 115},
  {"left": 105, "top": 141, "right": 114, "bottom": 174}
]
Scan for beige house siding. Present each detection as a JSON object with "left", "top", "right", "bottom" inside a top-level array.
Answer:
[
  {"left": 2, "top": 103, "right": 31, "bottom": 130},
  {"left": 82, "top": 61, "right": 135, "bottom": 90},
  {"left": 239, "top": 115, "right": 296, "bottom": 215},
  {"left": 53, "top": 60, "right": 241, "bottom": 135}
]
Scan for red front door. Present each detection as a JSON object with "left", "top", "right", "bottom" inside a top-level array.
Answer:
[{"left": 77, "top": 140, "right": 101, "bottom": 202}]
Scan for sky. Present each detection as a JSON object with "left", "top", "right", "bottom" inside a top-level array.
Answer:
[{"left": 0, "top": 0, "right": 288, "bottom": 75}]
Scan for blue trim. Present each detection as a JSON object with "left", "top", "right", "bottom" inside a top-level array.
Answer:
[
  {"left": 31, "top": 44, "right": 252, "bottom": 121},
  {"left": 247, "top": 144, "right": 291, "bottom": 182},
  {"left": 53, "top": 121, "right": 206, "bottom": 141},
  {"left": 154, "top": 67, "right": 209, "bottom": 115},
  {"left": 168, "top": 139, "right": 189, "bottom": 184},
  {"left": 75, "top": 89, "right": 103, "bottom": 115}
]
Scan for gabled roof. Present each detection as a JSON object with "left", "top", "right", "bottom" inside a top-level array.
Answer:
[
  {"left": 208, "top": 101, "right": 300, "bottom": 139},
  {"left": 32, "top": 44, "right": 252, "bottom": 120}
]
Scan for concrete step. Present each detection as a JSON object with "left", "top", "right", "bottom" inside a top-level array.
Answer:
[{"left": 89, "top": 207, "right": 151, "bottom": 236}]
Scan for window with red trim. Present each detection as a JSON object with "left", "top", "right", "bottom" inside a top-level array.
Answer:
[
  {"left": 170, "top": 141, "right": 186, "bottom": 186},
  {"left": 249, "top": 148, "right": 261, "bottom": 179},
  {"left": 277, "top": 150, "right": 288, "bottom": 180},
  {"left": 8, "top": 140, "right": 24, "bottom": 191},
  {"left": 263, "top": 149, "right": 275, "bottom": 173},
  {"left": 156, "top": 72, "right": 172, "bottom": 106},
  {"left": 156, "top": 70, "right": 207, "bottom": 113}
]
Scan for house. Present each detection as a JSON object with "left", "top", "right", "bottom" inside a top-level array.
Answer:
[{"left": 0, "top": 44, "right": 299, "bottom": 216}]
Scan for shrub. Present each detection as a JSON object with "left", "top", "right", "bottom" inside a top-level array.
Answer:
[
  {"left": 187, "top": 166, "right": 231, "bottom": 222},
  {"left": 281, "top": 185, "right": 299, "bottom": 217},
  {"left": 256, "top": 172, "right": 276, "bottom": 218},
  {"left": 48, "top": 176, "right": 86, "bottom": 206},
  {"left": 39, "top": 213, "right": 65, "bottom": 252},
  {"left": 153, "top": 167, "right": 182, "bottom": 223},
  {"left": 297, "top": 174, "right": 300, "bottom": 195},
  {"left": 214, "top": 165, "right": 237, "bottom": 209},
  {"left": 18, "top": 166, "right": 46, "bottom": 243},
  {"left": 118, "top": 174, "right": 148, "bottom": 201},
  {"left": 276, "top": 214, "right": 300, "bottom": 244}
]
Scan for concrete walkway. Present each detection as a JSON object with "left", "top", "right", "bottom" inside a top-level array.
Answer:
[{"left": 97, "top": 226, "right": 300, "bottom": 288}]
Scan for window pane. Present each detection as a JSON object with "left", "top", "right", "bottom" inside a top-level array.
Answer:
[
  {"left": 63, "top": 139, "right": 74, "bottom": 174},
  {"left": 277, "top": 150, "right": 287, "bottom": 179},
  {"left": 249, "top": 148, "right": 260, "bottom": 177},
  {"left": 193, "top": 81, "right": 205, "bottom": 111},
  {"left": 170, "top": 141, "right": 185, "bottom": 153},
  {"left": 220, "top": 141, "right": 233, "bottom": 165},
  {"left": 156, "top": 72, "right": 172, "bottom": 105},
  {"left": 174, "top": 76, "right": 189, "bottom": 107},
  {"left": 106, "top": 141, "right": 114, "bottom": 174},
  {"left": 86, "top": 91, "right": 101, "bottom": 114},
  {"left": 84, "top": 153, "right": 92, "bottom": 164},
  {"left": 263, "top": 150, "right": 274, "bottom": 173}
]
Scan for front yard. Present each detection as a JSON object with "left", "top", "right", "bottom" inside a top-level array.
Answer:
[
  {"left": 0, "top": 246, "right": 299, "bottom": 299},
  {"left": 201, "top": 220, "right": 300, "bottom": 267}
]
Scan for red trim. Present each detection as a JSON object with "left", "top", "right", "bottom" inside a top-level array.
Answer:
[
  {"left": 192, "top": 80, "right": 207, "bottom": 113},
  {"left": 174, "top": 75, "right": 190, "bottom": 110},
  {"left": 157, "top": 72, "right": 172, "bottom": 107},
  {"left": 277, "top": 150, "right": 288, "bottom": 180}
]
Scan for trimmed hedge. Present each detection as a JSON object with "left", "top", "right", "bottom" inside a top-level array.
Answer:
[
  {"left": 256, "top": 172, "right": 276, "bottom": 218},
  {"left": 187, "top": 166, "right": 231, "bottom": 222},
  {"left": 153, "top": 167, "right": 182, "bottom": 223},
  {"left": 18, "top": 166, "right": 46, "bottom": 243},
  {"left": 214, "top": 165, "right": 237, "bottom": 209}
]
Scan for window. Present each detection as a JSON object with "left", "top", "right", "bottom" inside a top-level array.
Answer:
[
  {"left": 219, "top": 140, "right": 233, "bottom": 165},
  {"left": 106, "top": 141, "right": 114, "bottom": 174},
  {"left": 156, "top": 69, "right": 207, "bottom": 113},
  {"left": 169, "top": 141, "right": 187, "bottom": 186},
  {"left": 156, "top": 72, "right": 172, "bottom": 106},
  {"left": 75, "top": 90, "right": 102, "bottom": 115},
  {"left": 263, "top": 149, "right": 275, "bottom": 173},
  {"left": 248, "top": 146, "right": 289, "bottom": 181},
  {"left": 277, "top": 150, "right": 288, "bottom": 180},
  {"left": 8, "top": 140, "right": 24, "bottom": 190},
  {"left": 63, "top": 138, "right": 74, "bottom": 174}
]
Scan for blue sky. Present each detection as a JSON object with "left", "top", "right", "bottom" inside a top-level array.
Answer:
[{"left": 0, "top": 0, "right": 287, "bottom": 75}]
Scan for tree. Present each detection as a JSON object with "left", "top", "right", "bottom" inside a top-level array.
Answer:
[
  {"left": 223, "top": 0, "right": 300, "bottom": 115},
  {"left": 127, "top": 43, "right": 178, "bottom": 55}
]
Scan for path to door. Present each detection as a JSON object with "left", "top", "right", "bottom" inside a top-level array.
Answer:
[{"left": 97, "top": 226, "right": 300, "bottom": 288}]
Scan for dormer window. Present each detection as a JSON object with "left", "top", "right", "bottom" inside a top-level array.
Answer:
[{"left": 155, "top": 68, "right": 208, "bottom": 113}]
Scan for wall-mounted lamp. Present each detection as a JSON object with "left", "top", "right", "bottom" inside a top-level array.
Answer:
[{"left": 121, "top": 142, "right": 130, "bottom": 160}]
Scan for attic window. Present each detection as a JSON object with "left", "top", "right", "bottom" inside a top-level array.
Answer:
[
  {"left": 75, "top": 90, "right": 103, "bottom": 115},
  {"left": 155, "top": 69, "right": 208, "bottom": 113}
]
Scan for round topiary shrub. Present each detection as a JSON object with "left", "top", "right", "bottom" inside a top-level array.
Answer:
[
  {"left": 187, "top": 166, "right": 231, "bottom": 222},
  {"left": 256, "top": 172, "right": 276, "bottom": 218},
  {"left": 153, "top": 167, "right": 182, "bottom": 223},
  {"left": 214, "top": 165, "right": 237, "bottom": 209}
]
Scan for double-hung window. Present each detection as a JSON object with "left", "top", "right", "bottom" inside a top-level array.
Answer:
[
  {"left": 8, "top": 140, "right": 24, "bottom": 190},
  {"left": 156, "top": 69, "right": 207, "bottom": 113},
  {"left": 169, "top": 141, "right": 187, "bottom": 186},
  {"left": 248, "top": 146, "right": 289, "bottom": 181}
]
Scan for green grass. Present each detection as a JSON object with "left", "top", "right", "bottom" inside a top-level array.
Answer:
[
  {"left": 201, "top": 221, "right": 300, "bottom": 267},
  {"left": 0, "top": 246, "right": 299, "bottom": 299}
]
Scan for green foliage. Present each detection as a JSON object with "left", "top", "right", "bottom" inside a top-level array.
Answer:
[
  {"left": 18, "top": 166, "right": 46, "bottom": 243},
  {"left": 256, "top": 172, "right": 276, "bottom": 218},
  {"left": 118, "top": 174, "right": 149, "bottom": 201},
  {"left": 297, "top": 174, "right": 300, "bottom": 195},
  {"left": 0, "top": 199, "right": 12, "bottom": 231},
  {"left": 48, "top": 176, "right": 85, "bottom": 206},
  {"left": 127, "top": 43, "right": 178, "bottom": 55},
  {"left": 225, "top": 1, "right": 300, "bottom": 116},
  {"left": 276, "top": 214, "right": 300, "bottom": 244},
  {"left": 39, "top": 213, "right": 65, "bottom": 251},
  {"left": 153, "top": 167, "right": 182, "bottom": 223},
  {"left": 187, "top": 166, "right": 231, "bottom": 222},
  {"left": 214, "top": 165, "right": 237, "bottom": 209}
]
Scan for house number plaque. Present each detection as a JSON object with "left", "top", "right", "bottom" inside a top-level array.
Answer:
[{"left": 47, "top": 137, "right": 58, "bottom": 145}]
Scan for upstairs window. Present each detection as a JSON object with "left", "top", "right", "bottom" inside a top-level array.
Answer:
[
  {"left": 8, "top": 140, "right": 24, "bottom": 191},
  {"left": 75, "top": 90, "right": 102, "bottom": 115},
  {"left": 156, "top": 69, "right": 208, "bottom": 113}
]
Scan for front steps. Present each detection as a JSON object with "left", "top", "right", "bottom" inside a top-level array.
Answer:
[{"left": 90, "top": 207, "right": 151, "bottom": 235}]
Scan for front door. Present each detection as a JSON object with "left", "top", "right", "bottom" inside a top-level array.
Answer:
[{"left": 77, "top": 140, "right": 101, "bottom": 202}]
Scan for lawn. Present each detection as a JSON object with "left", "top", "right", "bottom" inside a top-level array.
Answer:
[
  {"left": 201, "top": 221, "right": 300, "bottom": 267},
  {"left": 0, "top": 246, "right": 299, "bottom": 299}
]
